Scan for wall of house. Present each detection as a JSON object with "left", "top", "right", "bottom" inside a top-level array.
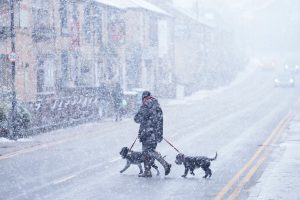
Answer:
[
  {"left": 1, "top": 0, "right": 176, "bottom": 104},
  {"left": 0, "top": 0, "right": 37, "bottom": 101}
]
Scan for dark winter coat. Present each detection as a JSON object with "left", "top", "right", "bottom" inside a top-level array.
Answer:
[{"left": 134, "top": 96, "right": 163, "bottom": 148}]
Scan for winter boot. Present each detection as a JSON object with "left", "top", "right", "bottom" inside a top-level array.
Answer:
[
  {"left": 164, "top": 163, "right": 172, "bottom": 176},
  {"left": 152, "top": 152, "right": 172, "bottom": 176},
  {"left": 138, "top": 170, "right": 152, "bottom": 178}
]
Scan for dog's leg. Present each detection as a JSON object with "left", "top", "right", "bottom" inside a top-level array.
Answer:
[
  {"left": 138, "top": 163, "right": 143, "bottom": 175},
  {"left": 207, "top": 168, "right": 212, "bottom": 178},
  {"left": 190, "top": 170, "right": 195, "bottom": 176},
  {"left": 152, "top": 163, "right": 160, "bottom": 176},
  {"left": 182, "top": 167, "right": 189, "bottom": 178},
  {"left": 120, "top": 161, "right": 131, "bottom": 173},
  {"left": 202, "top": 167, "right": 211, "bottom": 178},
  {"left": 202, "top": 162, "right": 212, "bottom": 178}
]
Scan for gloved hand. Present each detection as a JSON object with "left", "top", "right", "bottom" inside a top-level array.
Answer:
[
  {"left": 156, "top": 132, "right": 163, "bottom": 143},
  {"left": 157, "top": 135, "right": 163, "bottom": 143},
  {"left": 138, "top": 133, "right": 143, "bottom": 142}
]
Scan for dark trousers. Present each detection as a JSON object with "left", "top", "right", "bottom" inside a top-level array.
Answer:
[{"left": 142, "top": 142, "right": 168, "bottom": 172}]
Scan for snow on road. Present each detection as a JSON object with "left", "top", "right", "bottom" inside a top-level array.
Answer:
[{"left": 0, "top": 68, "right": 299, "bottom": 200}]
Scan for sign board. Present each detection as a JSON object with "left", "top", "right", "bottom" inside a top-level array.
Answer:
[{"left": 8, "top": 52, "right": 18, "bottom": 62}]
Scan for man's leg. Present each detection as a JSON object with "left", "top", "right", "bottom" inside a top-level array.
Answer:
[
  {"left": 148, "top": 150, "right": 172, "bottom": 176},
  {"left": 139, "top": 143, "right": 152, "bottom": 177}
]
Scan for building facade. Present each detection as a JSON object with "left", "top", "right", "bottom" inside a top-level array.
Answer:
[{"left": 0, "top": 0, "right": 174, "bottom": 104}]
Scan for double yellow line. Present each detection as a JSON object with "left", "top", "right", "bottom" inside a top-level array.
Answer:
[{"left": 214, "top": 111, "right": 294, "bottom": 200}]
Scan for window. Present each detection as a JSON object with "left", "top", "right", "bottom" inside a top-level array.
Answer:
[
  {"left": 83, "top": 6, "right": 91, "bottom": 43},
  {"left": 61, "top": 51, "right": 81, "bottom": 87},
  {"left": 59, "top": 0, "right": 68, "bottom": 34},
  {"left": 0, "top": 54, "right": 11, "bottom": 90},
  {"left": 19, "top": 2, "right": 30, "bottom": 28},
  {"left": 108, "top": 11, "right": 125, "bottom": 45},
  {"left": 37, "top": 54, "right": 55, "bottom": 93},
  {"left": 145, "top": 60, "right": 152, "bottom": 86},
  {"left": 83, "top": 3, "right": 102, "bottom": 43},
  {"left": 61, "top": 51, "right": 69, "bottom": 83},
  {"left": 70, "top": 3, "right": 80, "bottom": 47},
  {"left": 32, "top": 0, "right": 50, "bottom": 28},
  {"left": 0, "top": 0, "right": 10, "bottom": 27},
  {"left": 33, "top": 9, "right": 50, "bottom": 28},
  {"left": 149, "top": 18, "right": 158, "bottom": 46}
]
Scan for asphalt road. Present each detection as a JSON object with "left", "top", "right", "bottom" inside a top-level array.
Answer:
[{"left": 0, "top": 68, "right": 299, "bottom": 200}]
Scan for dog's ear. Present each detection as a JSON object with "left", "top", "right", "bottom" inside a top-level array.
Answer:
[
  {"left": 123, "top": 147, "right": 129, "bottom": 155},
  {"left": 179, "top": 154, "right": 184, "bottom": 160},
  {"left": 120, "top": 147, "right": 127, "bottom": 155}
]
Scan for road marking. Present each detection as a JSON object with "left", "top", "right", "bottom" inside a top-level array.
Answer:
[
  {"left": 52, "top": 175, "right": 76, "bottom": 185},
  {"left": 109, "top": 157, "right": 121, "bottom": 163},
  {"left": 51, "top": 160, "right": 119, "bottom": 186},
  {"left": 10, "top": 160, "right": 117, "bottom": 200},
  {"left": 0, "top": 136, "right": 81, "bottom": 160},
  {"left": 227, "top": 112, "right": 290, "bottom": 200},
  {"left": 214, "top": 111, "right": 293, "bottom": 200},
  {"left": 0, "top": 123, "right": 125, "bottom": 161}
]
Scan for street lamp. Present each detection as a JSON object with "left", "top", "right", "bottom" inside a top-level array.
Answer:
[{"left": 9, "top": 0, "right": 17, "bottom": 140}]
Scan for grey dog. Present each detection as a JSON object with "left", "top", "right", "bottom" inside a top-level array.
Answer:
[
  {"left": 175, "top": 152, "right": 217, "bottom": 178},
  {"left": 119, "top": 147, "right": 160, "bottom": 175}
]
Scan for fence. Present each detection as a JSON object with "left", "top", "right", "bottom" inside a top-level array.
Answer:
[
  {"left": 24, "top": 92, "right": 140, "bottom": 135},
  {"left": 25, "top": 94, "right": 113, "bottom": 134}
]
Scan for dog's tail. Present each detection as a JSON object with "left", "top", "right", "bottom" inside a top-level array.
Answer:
[{"left": 209, "top": 152, "right": 217, "bottom": 161}]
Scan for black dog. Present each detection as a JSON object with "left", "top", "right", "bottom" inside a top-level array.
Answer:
[
  {"left": 175, "top": 152, "right": 217, "bottom": 178},
  {"left": 119, "top": 147, "right": 160, "bottom": 175}
]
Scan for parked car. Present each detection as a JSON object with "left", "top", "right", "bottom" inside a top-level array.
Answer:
[
  {"left": 274, "top": 72, "right": 295, "bottom": 87},
  {"left": 284, "top": 64, "right": 299, "bottom": 73}
]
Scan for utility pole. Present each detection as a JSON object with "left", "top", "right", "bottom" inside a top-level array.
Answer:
[{"left": 9, "top": 0, "right": 17, "bottom": 140}]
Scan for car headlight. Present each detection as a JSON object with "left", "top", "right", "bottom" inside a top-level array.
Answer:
[
  {"left": 296, "top": 65, "right": 299, "bottom": 69},
  {"left": 274, "top": 79, "right": 279, "bottom": 82},
  {"left": 289, "top": 79, "right": 294, "bottom": 83},
  {"left": 285, "top": 65, "right": 289, "bottom": 69}
]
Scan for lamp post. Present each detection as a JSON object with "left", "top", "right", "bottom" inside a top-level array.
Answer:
[{"left": 9, "top": 0, "right": 17, "bottom": 140}]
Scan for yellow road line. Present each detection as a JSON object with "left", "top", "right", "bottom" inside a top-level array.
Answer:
[
  {"left": 214, "top": 111, "right": 293, "bottom": 200},
  {"left": 227, "top": 113, "right": 290, "bottom": 200}
]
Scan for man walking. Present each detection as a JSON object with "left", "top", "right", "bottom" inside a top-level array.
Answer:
[{"left": 134, "top": 91, "right": 171, "bottom": 177}]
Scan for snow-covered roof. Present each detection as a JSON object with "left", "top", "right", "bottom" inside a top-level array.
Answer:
[
  {"left": 129, "top": 0, "right": 171, "bottom": 16},
  {"left": 94, "top": 0, "right": 136, "bottom": 9},
  {"left": 173, "top": 7, "right": 215, "bottom": 28},
  {"left": 94, "top": 0, "right": 171, "bottom": 16}
]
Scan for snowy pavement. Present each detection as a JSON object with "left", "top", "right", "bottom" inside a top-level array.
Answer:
[{"left": 246, "top": 106, "right": 300, "bottom": 200}]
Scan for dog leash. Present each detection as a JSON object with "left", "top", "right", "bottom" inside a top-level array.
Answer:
[
  {"left": 163, "top": 138, "right": 181, "bottom": 153},
  {"left": 129, "top": 137, "right": 138, "bottom": 151}
]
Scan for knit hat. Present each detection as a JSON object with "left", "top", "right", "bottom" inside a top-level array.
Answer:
[{"left": 142, "top": 91, "right": 151, "bottom": 100}]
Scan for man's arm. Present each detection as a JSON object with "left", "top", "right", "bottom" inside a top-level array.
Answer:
[{"left": 134, "top": 105, "right": 146, "bottom": 123}]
